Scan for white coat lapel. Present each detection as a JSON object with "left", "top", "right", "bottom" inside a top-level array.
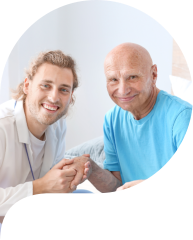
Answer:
[{"left": 39, "top": 126, "right": 58, "bottom": 178}]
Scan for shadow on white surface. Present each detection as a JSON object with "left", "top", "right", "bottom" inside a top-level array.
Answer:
[{"left": 77, "top": 180, "right": 101, "bottom": 194}]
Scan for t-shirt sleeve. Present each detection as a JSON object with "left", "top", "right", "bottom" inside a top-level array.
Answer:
[
  {"left": 173, "top": 108, "right": 192, "bottom": 149},
  {"left": 103, "top": 114, "right": 121, "bottom": 172}
]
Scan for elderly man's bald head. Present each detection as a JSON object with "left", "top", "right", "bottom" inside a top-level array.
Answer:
[
  {"left": 104, "top": 43, "right": 158, "bottom": 120},
  {"left": 104, "top": 43, "right": 153, "bottom": 72}
]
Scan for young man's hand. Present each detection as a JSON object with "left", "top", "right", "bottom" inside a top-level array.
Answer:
[
  {"left": 116, "top": 180, "right": 144, "bottom": 191},
  {"left": 33, "top": 159, "right": 76, "bottom": 194},
  {"left": 62, "top": 154, "right": 92, "bottom": 190}
]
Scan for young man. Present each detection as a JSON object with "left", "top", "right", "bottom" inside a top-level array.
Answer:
[{"left": 0, "top": 50, "right": 91, "bottom": 217}]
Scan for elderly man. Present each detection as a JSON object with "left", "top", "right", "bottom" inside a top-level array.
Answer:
[
  {"left": 0, "top": 50, "right": 91, "bottom": 218},
  {"left": 88, "top": 43, "right": 192, "bottom": 192}
]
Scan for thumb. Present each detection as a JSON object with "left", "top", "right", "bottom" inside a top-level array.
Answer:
[
  {"left": 53, "top": 158, "right": 74, "bottom": 170},
  {"left": 83, "top": 154, "right": 90, "bottom": 157}
]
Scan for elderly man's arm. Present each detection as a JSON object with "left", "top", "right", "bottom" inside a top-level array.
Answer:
[
  {"left": 88, "top": 160, "right": 122, "bottom": 193},
  {"left": 88, "top": 160, "right": 145, "bottom": 192}
]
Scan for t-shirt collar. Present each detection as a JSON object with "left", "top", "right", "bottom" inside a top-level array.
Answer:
[{"left": 130, "top": 90, "right": 163, "bottom": 125}]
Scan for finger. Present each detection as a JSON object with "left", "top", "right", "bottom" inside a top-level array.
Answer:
[
  {"left": 62, "top": 165, "right": 70, "bottom": 170},
  {"left": 82, "top": 175, "right": 87, "bottom": 181},
  {"left": 65, "top": 176, "right": 76, "bottom": 182},
  {"left": 84, "top": 161, "right": 90, "bottom": 168},
  {"left": 116, "top": 186, "right": 123, "bottom": 191},
  {"left": 80, "top": 174, "right": 87, "bottom": 183},
  {"left": 53, "top": 159, "right": 74, "bottom": 170},
  {"left": 84, "top": 167, "right": 89, "bottom": 175},
  {"left": 62, "top": 168, "right": 77, "bottom": 177},
  {"left": 80, "top": 172, "right": 88, "bottom": 183},
  {"left": 70, "top": 186, "right": 77, "bottom": 192},
  {"left": 70, "top": 170, "right": 83, "bottom": 189}
]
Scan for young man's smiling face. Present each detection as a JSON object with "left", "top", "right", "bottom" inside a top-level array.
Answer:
[{"left": 24, "top": 63, "right": 74, "bottom": 126}]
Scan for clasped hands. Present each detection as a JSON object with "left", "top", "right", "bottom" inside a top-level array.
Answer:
[
  {"left": 33, "top": 154, "right": 92, "bottom": 195},
  {"left": 62, "top": 154, "right": 92, "bottom": 192},
  {"left": 33, "top": 154, "right": 144, "bottom": 195}
]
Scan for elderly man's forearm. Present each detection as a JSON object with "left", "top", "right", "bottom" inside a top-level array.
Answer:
[{"left": 88, "top": 160, "right": 121, "bottom": 193}]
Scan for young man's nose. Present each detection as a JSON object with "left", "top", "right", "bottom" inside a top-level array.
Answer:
[{"left": 48, "top": 89, "right": 60, "bottom": 103}]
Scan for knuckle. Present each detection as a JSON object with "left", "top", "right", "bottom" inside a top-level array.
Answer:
[
  {"left": 63, "top": 165, "right": 69, "bottom": 170},
  {"left": 59, "top": 179, "right": 64, "bottom": 185},
  {"left": 61, "top": 159, "right": 66, "bottom": 165},
  {"left": 58, "top": 171, "right": 63, "bottom": 178}
]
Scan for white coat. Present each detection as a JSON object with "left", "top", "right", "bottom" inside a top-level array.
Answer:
[{"left": 0, "top": 100, "right": 66, "bottom": 215}]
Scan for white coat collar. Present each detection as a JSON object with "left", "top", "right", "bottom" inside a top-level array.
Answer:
[
  {"left": 14, "top": 100, "right": 58, "bottom": 176},
  {"left": 14, "top": 100, "right": 30, "bottom": 144}
]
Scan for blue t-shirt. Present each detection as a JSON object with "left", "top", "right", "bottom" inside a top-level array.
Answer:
[{"left": 103, "top": 91, "right": 192, "bottom": 184}]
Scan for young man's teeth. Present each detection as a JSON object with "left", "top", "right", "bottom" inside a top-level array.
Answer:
[{"left": 44, "top": 104, "right": 57, "bottom": 111}]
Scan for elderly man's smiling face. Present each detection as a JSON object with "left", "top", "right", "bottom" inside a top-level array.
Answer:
[{"left": 104, "top": 43, "right": 158, "bottom": 118}]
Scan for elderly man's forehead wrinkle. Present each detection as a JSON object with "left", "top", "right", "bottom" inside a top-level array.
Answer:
[{"left": 104, "top": 45, "right": 153, "bottom": 79}]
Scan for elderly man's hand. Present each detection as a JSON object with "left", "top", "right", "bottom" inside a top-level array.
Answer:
[
  {"left": 116, "top": 180, "right": 144, "bottom": 191},
  {"left": 62, "top": 154, "right": 92, "bottom": 190}
]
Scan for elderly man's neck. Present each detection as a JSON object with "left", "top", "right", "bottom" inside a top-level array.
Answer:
[{"left": 131, "top": 87, "right": 160, "bottom": 120}]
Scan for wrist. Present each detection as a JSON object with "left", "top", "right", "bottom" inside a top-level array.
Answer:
[
  {"left": 33, "top": 179, "right": 43, "bottom": 195},
  {"left": 88, "top": 160, "right": 99, "bottom": 180}
]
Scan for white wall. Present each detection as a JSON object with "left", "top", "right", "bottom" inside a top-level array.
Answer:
[
  {"left": 0, "top": 61, "right": 10, "bottom": 104},
  {"left": 0, "top": 1, "right": 173, "bottom": 149}
]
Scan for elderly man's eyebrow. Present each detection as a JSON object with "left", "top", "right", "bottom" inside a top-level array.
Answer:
[
  {"left": 107, "top": 71, "right": 139, "bottom": 77},
  {"left": 106, "top": 74, "right": 117, "bottom": 79},
  {"left": 41, "top": 79, "right": 72, "bottom": 88}
]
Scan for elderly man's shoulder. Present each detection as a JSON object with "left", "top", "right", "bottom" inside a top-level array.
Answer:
[
  {"left": 104, "top": 105, "right": 125, "bottom": 121},
  {"left": 158, "top": 91, "right": 192, "bottom": 114}
]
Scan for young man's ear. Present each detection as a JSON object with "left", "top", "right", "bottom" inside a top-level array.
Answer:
[
  {"left": 70, "top": 90, "right": 74, "bottom": 104},
  {"left": 23, "top": 78, "right": 30, "bottom": 95}
]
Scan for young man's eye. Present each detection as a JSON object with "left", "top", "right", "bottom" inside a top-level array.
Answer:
[
  {"left": 42, "top": 84, "right": 49, "bottom": 88},
  {"left": 61, "top": 88, "right": 67, "bottom": 92}
]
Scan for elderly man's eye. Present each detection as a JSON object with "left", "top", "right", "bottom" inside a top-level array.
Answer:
[
  {"left": 111, "top": 78, "right": 117, "bottom": 81},
  {"left": 130, "top": 76, "right": 136, "bottom": 79}
]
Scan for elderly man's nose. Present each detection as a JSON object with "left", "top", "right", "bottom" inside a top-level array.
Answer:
[{"left": 118, "top": 81, "right": 130, "bottom": 95}]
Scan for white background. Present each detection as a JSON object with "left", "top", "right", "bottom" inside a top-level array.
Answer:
[{"left": 0, "top": 1, "right": 173, "bottom": 150}]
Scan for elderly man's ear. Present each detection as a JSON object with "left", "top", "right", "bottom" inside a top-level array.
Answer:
[{"left": 151, "top": 64, "right": 158, "bottom": 86}]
